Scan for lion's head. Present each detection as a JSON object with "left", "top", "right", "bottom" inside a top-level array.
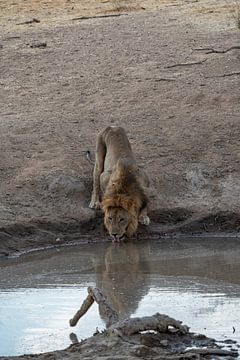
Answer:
[
  {"left": 102, "top": 194, "right": 141, "bottom": 241},
  {"left": 101, "top": 159, "right": 148, "bottom": 241}
]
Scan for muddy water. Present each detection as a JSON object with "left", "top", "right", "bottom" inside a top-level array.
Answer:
[{"left": 0, "top": 237, "right": 240, "bottom": 356}]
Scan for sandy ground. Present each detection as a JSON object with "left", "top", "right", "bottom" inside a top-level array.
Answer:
[{"left": 0, "top": 0, "right": 240, "bottom": 255}]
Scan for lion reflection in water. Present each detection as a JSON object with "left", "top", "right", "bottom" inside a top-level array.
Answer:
[{"left": 95, "top": 243, "right": 150, "bottom": 320}]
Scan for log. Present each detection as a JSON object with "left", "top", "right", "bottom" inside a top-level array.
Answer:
[{"left": 108, "top": 313, "right": 189, "bottom": 336}]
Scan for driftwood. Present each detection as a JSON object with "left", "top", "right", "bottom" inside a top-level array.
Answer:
[
  {"left": 69, "top": 287, "right": 238, "bottom": 358},
  {"left": 108, "top": 313, "right": 189, "bottom": 336}
]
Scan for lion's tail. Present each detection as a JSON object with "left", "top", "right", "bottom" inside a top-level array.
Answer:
[{"left": 82, "top": 150, "right": 95, "bottom": 165}]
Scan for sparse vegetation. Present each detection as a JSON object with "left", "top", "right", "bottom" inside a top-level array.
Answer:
[
  {"left": 235, "top": 1, "right": 240, "bottom": 28},
  {"left": 226, "top": 0, "right": 240, "bottom": 28},
  {"left": 111, "top": 0, "right": 141, "bottom": 13}
]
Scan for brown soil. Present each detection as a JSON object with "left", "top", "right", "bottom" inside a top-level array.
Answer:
[{"left": 0, "top": 0, "right": 240, "bottom": 257}]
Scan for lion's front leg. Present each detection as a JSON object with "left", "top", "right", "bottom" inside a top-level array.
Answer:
[
  {"left": 139, "top": 207, "right": 150, "bottom": 226},
  {"left": 89, "top": 133, "right": 106, "bottom": 210},
  {"left": 89, "top": 162, "right": 102, "bottom": 209}
]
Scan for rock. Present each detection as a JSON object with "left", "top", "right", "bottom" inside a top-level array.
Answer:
[{"left": 46, "top": 174, "right": 87, "bottom": 196}]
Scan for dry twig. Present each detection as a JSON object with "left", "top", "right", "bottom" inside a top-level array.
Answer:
[{"left": 166, "top": 59, "right": 207, "bottom": 69}]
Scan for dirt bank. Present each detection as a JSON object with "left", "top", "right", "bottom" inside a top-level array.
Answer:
[
  {"left": 1, "top": 329, "right": 238, "bottom": 360},
  {"left": 0, "top": 0, "right": 240, "bottom": 255}
]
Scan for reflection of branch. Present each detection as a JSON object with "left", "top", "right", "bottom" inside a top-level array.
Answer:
[{"left": 166, "top": 59, "right": 207, "bottom": 68}]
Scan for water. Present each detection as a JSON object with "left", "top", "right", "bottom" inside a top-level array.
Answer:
[{"left": 0, "top": 237, "right": 240, "bottom": 356}]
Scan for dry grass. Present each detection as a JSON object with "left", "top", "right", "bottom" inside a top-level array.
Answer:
[
  {"left": 225, "top": 0, "right": 240, "bottom": 28},
  {"left": 234, "top": 1, "right": 240, "bottom": 28},
  {"left": 109, "top": 0, "right": 143, "bottom": 13}
]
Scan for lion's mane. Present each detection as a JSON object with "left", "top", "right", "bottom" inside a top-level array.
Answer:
[{"left": 102, "top": 163, "right": 148, "bottom": 236}]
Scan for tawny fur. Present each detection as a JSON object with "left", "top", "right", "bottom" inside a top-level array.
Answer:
[{"left": 89, "top": 127, "right": 150, "bottom": 238}]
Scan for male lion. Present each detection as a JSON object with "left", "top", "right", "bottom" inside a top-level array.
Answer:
[{"left": 89, "top": 126, "right": 150, "bottom": 242}]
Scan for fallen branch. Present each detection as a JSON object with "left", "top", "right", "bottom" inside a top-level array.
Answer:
[
  {"left": 72, "top": 14, "right": 127, "bottom": 21},
  {"left": 17, "top": 18, "right": 40, "bottom": 25},
  {"left": 206, "top": 72, "right": 240, "bottom": 78},
  {"left": 107, "top": 313, "right": 189, "bottom": 336},
  {"left": 194, "top": 46, "right": 240, "bottom": 54},
  {"left": 166, "top": 59, "right": 207, "bottom": 69}
]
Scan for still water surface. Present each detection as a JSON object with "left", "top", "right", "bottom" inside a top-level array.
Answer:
[{"left": 0, "top": 237, "right": 240, "bottom": 356}]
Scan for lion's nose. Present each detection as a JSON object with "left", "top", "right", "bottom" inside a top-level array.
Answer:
[{"left": 111, "top": 233, "right": 118, "bottom": 238}]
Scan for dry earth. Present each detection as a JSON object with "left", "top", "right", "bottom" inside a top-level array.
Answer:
[{"left": 0, "top": 0, "right": 240, "bottom": 256}]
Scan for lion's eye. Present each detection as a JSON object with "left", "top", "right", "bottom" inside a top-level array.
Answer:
[
  {"left": 119, "top": 218, "right": 124, "bottom": 222},
  {"left": 108, "top": 217, "right": 113, "bottom": 221}
]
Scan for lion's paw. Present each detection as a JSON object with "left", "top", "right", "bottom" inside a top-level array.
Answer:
[
  {"left": 89, "top": 200, "right": 101, "bottom": 210},
  {"left": 139, "top": 215, "right": 150, "bottom": 226}
]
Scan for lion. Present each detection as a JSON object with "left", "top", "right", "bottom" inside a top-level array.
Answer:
[{"left": 89, "top": 126, "right": 150, "bottom": 242}]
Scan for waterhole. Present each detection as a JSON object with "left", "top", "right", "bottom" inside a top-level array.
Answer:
[{"left": 0, "top": 237, "right": 240, "bottom": 356}]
